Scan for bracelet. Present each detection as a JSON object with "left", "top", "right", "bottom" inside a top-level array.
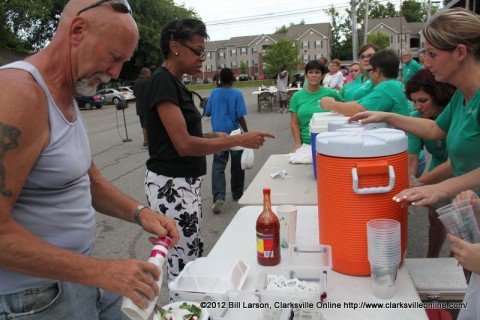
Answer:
[{"left": 133, "top": 204, "right": 146, "bottom": 227}]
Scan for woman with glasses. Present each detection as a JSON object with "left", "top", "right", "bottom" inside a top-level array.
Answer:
[
  {"left": 404, "top": 69, "right": 456, "bottom": 258},
  {"left": 352, "top": 44, "right": 379, "bottom": 100},
  {"left": 144, "top": 18, "right": 274, "bottom": 299}
]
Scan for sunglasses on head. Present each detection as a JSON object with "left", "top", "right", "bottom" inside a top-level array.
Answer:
[{"left": 77, "top": 0, "right": 132, "bottom": 16}]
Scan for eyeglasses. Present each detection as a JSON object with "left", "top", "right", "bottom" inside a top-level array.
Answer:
[
  {"left": 359, "top": 53, "right": 374, "bottom": 60},
  {"left": 180, "top": 42, "right": 207, "bottom": 59},
  {"left": 366, "top": 68, "right": 375, "bottom": 73},
  {"left": 77, "top": 0, "right": 132, "bottom": 16}
]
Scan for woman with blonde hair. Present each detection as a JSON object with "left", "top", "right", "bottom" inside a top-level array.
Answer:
[
  {"left": 349, "top": 9, "right": 480, "bottom": 317},
  {"left": 322, "top": 59, "right": 344, "bottom": 90}
]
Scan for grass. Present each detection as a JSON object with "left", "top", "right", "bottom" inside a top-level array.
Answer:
[{"left": 186, "top": 79, "right": 275, "bottom": 91}]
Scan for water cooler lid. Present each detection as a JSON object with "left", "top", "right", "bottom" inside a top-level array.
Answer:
[
  {"left": 309, "top": 112, "right": 348, "bottom": 134},
  {"left": 316, "top": 128, "right": 407, "bottom": 158},
  {"left": 327, "top": 120, "right": 391, "bottom": 132}
]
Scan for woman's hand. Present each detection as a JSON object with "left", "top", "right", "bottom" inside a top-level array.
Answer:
[
  {"left": 348, "top": 111, "right": 388, "bottom": 124},
  {"left": 392, "top": 184, "right": 450, "bottom": 207},
  {"left": 238, "top": 132, "right": 275, "bottom": 149},
  {"left": 454, "top": 190, "right": 480, "bottom": 211},
  {"left": 449, "top": 234, "right": 480, "bottom": 274},
  {"left": 319, "top": 97, "right": 334, "bottom": 111}
]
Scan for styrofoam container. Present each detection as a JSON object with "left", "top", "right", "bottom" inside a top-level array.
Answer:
[
  {"left": 255, "top": 267, "right": 327, "bottom": 304},
  {"left": 287, "top": 244, "right": 332, "bottom": 271},
  {"left": 168, "top": 257, "right": 249, "bottom": 303},
  {"left": 309, "top": 112, "right": 348, "bottom": 178}
]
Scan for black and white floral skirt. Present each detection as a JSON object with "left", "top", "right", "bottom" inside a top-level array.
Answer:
[{"left": 144, "top": 170, "right": 204, "bottom": 283}]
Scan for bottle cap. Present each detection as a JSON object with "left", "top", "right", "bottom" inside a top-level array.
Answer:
[
  {"left": 263, "top": 188, "right": 271, "bottom": 194},
  {"left": 155, "top": 236, "right": 172, "bottom": 248}
]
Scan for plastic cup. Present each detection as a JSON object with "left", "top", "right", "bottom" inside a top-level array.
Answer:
[
  {"left": 367, "top": 219, "right": 401, "bottom": 265},
  {"left": 276, "top": 205, "right": 298, "bottom": 249},
  {"left": 370, "top": 262, "right": 398, "bottom": 299},
  {"left": 436, "top": 200, "right": 480, "bottom": 243}
]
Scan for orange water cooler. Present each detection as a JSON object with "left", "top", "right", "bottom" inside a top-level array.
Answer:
[{"left": 316, "top": 128, "right": 408, "bottom": 276}]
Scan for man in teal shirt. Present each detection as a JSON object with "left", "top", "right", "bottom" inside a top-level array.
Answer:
[
  {"left": 401, "top": 50, "right": 422, "bottom": 84},
  {"left": 320, "top": 49, "right": 411, "bottom": 117}
]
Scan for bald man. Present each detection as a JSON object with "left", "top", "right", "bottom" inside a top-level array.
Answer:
[
  {"left": 0, "top": 1, "right": 179, "bottom": 318},
  {"left": 401, "top": 49, "right": 422, "bottom": 84}
]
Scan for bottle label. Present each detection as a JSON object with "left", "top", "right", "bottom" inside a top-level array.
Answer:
[
  {"left": 257, "top": 232, "right": 275, "bottom": 258},
  {"left": 150, "top": 245, "right": 168, "bottom": 258}
]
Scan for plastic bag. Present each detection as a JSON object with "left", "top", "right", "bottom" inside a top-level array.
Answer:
[{"left": 241, "top": 148, "right": 254, "bottom": 170}]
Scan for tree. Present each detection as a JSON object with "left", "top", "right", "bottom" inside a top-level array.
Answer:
[
  {"left": 262, "top": 39, "right": 300, "bottom": 79},
  {"left": 240, "top": 61, "right": 248, "bottom": 74},
  {"left": 0, "top": 0, "right": 195, "bottom": 81},
  {"left": 0, "top": 0, "right": 66, "bottom": 52},
  {"left": 367, "top": 32, "right": 390, "bottom": 49}
]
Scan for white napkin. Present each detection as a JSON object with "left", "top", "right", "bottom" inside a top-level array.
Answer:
[{"left": 288, "top": 144, "right": 313, "bottom": 164}]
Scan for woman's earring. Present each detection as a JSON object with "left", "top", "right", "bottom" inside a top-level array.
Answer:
[{"left": 175, "top": 52, "right": 179, "bottom": 56}]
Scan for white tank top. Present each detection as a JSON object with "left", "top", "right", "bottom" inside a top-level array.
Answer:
[{"left": 0, "top": 61, "right": 95, "bottom": 294}]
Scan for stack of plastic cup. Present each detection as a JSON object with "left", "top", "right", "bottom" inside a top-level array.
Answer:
[
  {"left": 366, "top": 219, "right": 401, "bottom": 299},
  {"left": 436, "top": 199, "right": 480, "bottom": 244}
]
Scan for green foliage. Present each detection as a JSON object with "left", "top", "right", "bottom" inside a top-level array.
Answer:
[
  {"left": 262, "top": 39, "right": 300, "bottom": 79},
  {"left": 401, "top": 0, "right": 426, "bottom": 22},
  {"left": 275, "top": 25, "right": 288, "bottom": 34},
  {"left": 367, "top": 32, "right": 390, "bottom": 49},
  {"left": 240, "top": 61, "right": 248, "bottom": 74},
  {"left": 0, "top": 0, "right": 66, "bottom": 52}
]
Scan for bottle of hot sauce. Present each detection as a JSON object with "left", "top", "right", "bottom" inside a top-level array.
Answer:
[{"left": 256, "top": 188, "right": 281, "bottom": 266}]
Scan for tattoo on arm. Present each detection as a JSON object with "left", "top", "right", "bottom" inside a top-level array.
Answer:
[{"left": 0, "top": 123, "right": 21, "bottom": 197}]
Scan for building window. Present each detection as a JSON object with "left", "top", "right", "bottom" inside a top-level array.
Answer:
[
  {"left": 252, "top": 46, "right": 258, "bottom": 54},
  {"left": 252, "top": 59, "right": 258, "bottom": 67},
  {"left": 206, "top": 65, "right": 212, "bottom": 72},
  {"left": 302, "top": 41, "right": 309, "bottom": 49},
  {"left": 241, "top": 47, "right": 247, "bottom": 55},
  {"left": 219, "top": 51, "right": 225, "bottom": 59},
  {"left": 231, "top": 49, "right": 237, "bottom": 56},
  {"left": 303, "top": 54, "right": 309, "bottom": 63},
  {"left": 231, "top": 61, "right": 237, "bottom": 68},
  {"left": 315, "top": 40, "right": 322, "bottom": 48},
  {"left": 206, "top": 52, "right": 211, "bottom": 59}
]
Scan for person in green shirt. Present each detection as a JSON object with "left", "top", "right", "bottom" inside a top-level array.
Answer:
[
  {"left": 320, "top": 49, "right": 411, "bottom": 117},
  {"left": 401, "top": 49, "right": 423, "bottom": 84},
  {"left": 405, "top": 69, "right": 456, "bottom": 258},
  {"left": 338, "top": 61, "right": 362, "bottom": 102},
  {"left": 289, "top": 60, "right": 343, "bottom": 151}
]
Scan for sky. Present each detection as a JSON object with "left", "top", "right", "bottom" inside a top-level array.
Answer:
[{"left": 172, "top": 0, "right": 354, "bottom": 41}]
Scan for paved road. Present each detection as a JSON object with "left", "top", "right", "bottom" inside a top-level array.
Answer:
[{"left": 85, "top": 87, "right": 450, "bottom": 307}]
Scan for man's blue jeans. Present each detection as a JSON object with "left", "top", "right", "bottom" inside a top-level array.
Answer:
[
  {"left": 0, "top": 282, "right": 128, "bottom": 319},
  {"left": 212, "top": 149, "right": 244, "bottom": 202}
]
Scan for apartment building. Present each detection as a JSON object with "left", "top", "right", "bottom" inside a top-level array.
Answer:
[
  {"left": 202, "top": 23, "right": 332, "bottom": 81},
  {"left": 366, "top": 17, "right": 425, "bottom": 58}
]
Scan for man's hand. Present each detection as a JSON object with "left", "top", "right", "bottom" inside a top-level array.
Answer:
[
  {"left": 97, "top": 259, "right": 162, "bottom": 309},
  {"left": 138, "top": 208, "right": 180, "bottom": 246}
]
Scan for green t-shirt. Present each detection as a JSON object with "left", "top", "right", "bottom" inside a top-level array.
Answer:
[
  {"left": 352, "top": 74, "right": 374, "bottom": 101},
  {"left": 289, "top": 87, "right": 343, "bottom": 144},
  {"left": 408, "top": 111, "right": 448, "bottom": 171},
  {"left": 358, "top": 79, "right": 411, "bottom": 116},
  {"left": 436, "top": 89, "right": 480, "bottom": 178},
  {"left": 402, "top": 60, "right": 422, "bottom": 84},
  {"left": 339, "top": 77, "right": 362, "bottom": 102}
]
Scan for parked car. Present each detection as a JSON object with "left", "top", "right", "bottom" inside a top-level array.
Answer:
[
  {"left": 97, "top": 88, "right": 135, "bottom": 105},
  {"left": 238, "top": 74, "right": 249, "bottom": 81},
  {"left": 117, "top": 86, "right": 135, "bottom": 100},
  {"left": 75, "top": 94, "right": 106, "bottom": 110}
]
